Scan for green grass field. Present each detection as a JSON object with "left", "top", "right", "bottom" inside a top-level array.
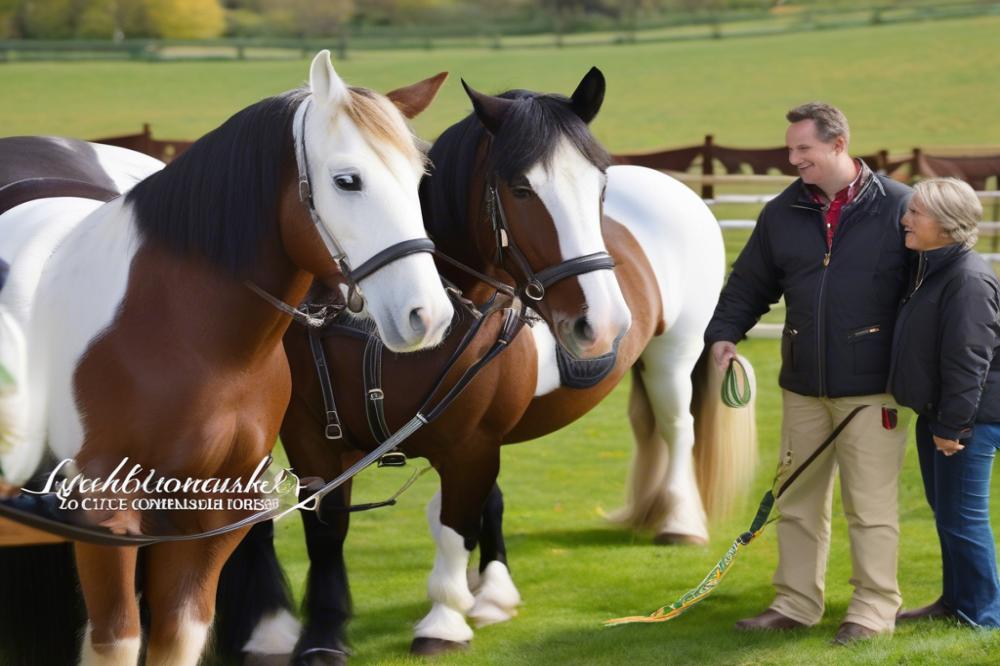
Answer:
[
  {"left": 2, "top": 15, "right": 999, "bottom": 152},
  {"left": 4, "top": 15, "right": 1000, "bottom": 665}
]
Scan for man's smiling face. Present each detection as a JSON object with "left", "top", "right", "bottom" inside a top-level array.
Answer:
[{"left": 786, "top": 119, "right": 844, "bottom": 190}]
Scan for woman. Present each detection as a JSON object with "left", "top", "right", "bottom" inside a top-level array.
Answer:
[{"left": 890, "top": 177, "right": 1000, "bottom": 628}]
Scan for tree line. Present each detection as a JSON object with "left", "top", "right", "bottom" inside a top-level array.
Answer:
[{"left": 0, "top": 1, "right": 943, "bottom": 40}]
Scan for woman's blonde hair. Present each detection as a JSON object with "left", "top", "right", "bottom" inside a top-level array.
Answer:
[{"left": 912, "top": 177, "right": 983, "bottom": 249}]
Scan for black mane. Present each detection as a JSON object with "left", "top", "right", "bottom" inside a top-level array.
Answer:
[
  {"left": 421, "top": 89, "right": 611, "bottom": 258},
  {"left": 126, "top": 89, "right": 308, "bottom": 276}
]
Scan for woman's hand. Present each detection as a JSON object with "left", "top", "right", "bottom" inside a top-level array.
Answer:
[{"left": 933, "top": 435, "right": 965, "bottom": 456}]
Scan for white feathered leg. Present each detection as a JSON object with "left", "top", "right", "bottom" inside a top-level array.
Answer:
[{"left": 413, "top": 492, "right": 475, "bottom": 647}]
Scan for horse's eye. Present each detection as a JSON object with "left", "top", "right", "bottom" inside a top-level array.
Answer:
[
  {"left": 511, "top": 185, "right": 533, "bottom": 199},
  {"left": 333, "top": 173, "right": 362, "bottom": 192}
]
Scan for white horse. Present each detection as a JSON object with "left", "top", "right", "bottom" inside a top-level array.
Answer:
[{"left": 0, "top": 51, "right": 453, "bottom": 666}]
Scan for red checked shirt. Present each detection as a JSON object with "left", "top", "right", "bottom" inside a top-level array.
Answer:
[{"left": 810, "top": 159, "right": 864, "bottom": 250}]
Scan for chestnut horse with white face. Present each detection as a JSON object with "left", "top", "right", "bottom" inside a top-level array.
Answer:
[
  {"left": 222, "top": 68, "right": 757, "bottom": 664},
  {"left": 0, "top": 52, "right": 452, "bottom": 665}
]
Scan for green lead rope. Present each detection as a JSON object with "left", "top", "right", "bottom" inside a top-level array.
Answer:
[
  {"left": 605, "top": 400, "right": 865, "bottom": 627},
  {"left": 721, "top": 357, "right": 752, "bottom": 408}
]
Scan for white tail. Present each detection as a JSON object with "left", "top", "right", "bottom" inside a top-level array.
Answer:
[{"left": 691, "top": 352, "right": 758, "bottom": 520}]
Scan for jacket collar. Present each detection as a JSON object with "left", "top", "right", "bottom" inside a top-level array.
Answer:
[
  {"left": 793, "top": 159, "right": 880, "bottom": 209},
  {"left": 919, "top": 242, "right": 969, "bottom": 279}
]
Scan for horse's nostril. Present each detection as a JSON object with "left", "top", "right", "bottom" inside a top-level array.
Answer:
[
  {"left": 573, "top": 317, "right": 595, "bottom": 344},
  {"left": 409, "top": 307, "right": 428, "bottom": 336}
]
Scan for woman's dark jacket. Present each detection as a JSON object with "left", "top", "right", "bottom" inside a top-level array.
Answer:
[
  {"left": 705, "top": 166, "right": 913, "bottom": 398},
  {"left": 888, "top": 244, "right": 1000, "bottom": 440}
]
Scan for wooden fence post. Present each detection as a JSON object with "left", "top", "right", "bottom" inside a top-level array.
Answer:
[
  {"left": 702, "top": 134, "right": 715, "bottom": 199},
  {"left": 877, "top": 149, "right": 888, "bottom": 173}
]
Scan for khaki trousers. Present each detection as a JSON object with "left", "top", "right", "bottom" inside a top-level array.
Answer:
[{"left": 768, "top": 390, "right": 909, "bottom": 632}]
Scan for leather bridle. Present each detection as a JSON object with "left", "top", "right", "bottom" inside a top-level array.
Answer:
[
  {"left": 250, "top": 98, "right": 437, "bottom": 320},
  {"left": 484, "top": 178, "right": 615, "bottom": 303}
]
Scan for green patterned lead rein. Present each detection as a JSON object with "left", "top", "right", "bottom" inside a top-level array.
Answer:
[
  {"left": 721, "top": 357, "right": 752, "bottom": 408},
  {"left": 605, "top": 384, "right": 864, "bottom": 627}
]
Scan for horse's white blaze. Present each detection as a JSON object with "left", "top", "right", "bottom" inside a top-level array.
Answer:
[
  {"left": 525, "top": 137, "right": 631, "bottom": 354},
  {"left": 530, "top": 320, "right": 561, "bottom": 397},
  {"left": 242, "top": 608, "right": 300, "bottom": 655},
  {"left": 415, "top": 491, "right": 474, "bottom": 642},
  {"left": 468, "top": 560, "right": 521, "bottom": 627},
  {"left": 297, "top": 69, "right": 453, "bottom": 353},
  {"left": 79, "top": 623, "right": 141, "bottom": 666}
]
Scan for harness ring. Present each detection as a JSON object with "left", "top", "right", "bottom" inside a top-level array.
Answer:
[{"left": 524, "top": 280, "right": 545, "bottom": 301}]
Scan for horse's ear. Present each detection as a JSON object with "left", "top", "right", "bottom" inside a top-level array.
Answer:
[
  {"left": 386, "top": 72, "right": 449, "bottom": 119},
  {"left": 461, "top": 80, "right": 515, "bottom": 135},
  {"left": 309, "top": 50, "right": 349, "bottom": 108},
  {"left": 570, "top": 66, "right": 605, "bottom": 124}
]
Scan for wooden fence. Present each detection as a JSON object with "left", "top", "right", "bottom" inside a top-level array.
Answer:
[
  {"left": 96, "top": 126, "right": 1000, "bottom": 192},
  {"left": 614, "top": 135, "right": 1000, "bottom": 198}
]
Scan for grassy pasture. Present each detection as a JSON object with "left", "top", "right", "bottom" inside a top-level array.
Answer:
[
  {"left": 3, "top": 15, "right": 1000, "bottom": 665},
  {"left": 1, "top": 16, "right": 999, "bottom": 152}
]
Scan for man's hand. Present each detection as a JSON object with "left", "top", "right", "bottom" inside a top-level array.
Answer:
[
  {"left": 710, "top": 340, "right": 737, "bottom": 372},
  {"left": 933, "top": 435, "right": 965, "bottom": 456}
]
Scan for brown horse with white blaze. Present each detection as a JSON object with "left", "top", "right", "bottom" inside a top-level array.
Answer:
[{"left": 0, "top": 52, "right": 452, "bottom": 665}]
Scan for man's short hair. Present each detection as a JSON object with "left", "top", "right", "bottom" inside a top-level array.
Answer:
[{"left": 786, "top": 102, "right": 850, "bottom": 144}]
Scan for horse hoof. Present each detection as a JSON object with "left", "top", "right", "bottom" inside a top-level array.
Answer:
[
  {"left": 410, "top": 637, "right": 470, "bottom": 656},
  {"left": 244, "top": 653, "right": 296, "bottom": 666},
  {"left": 653, "top": 532, "right": 708, "bottom": 546},
  {"left": 291, "top": 647, "right": 349, "bottom": 666}
]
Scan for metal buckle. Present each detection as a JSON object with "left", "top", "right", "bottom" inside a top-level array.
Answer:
[
  {"left": 298, "top": 178, "right": 312, "bottom": 206},
  {"left": 325, "top": 423, "right": 343, "bottom": 440},
  {"left": 377, "top": 452, "right": 407, "bottom": 468},
  {"left": 368, "top": 388, "right": 384, "bottom": 401}
]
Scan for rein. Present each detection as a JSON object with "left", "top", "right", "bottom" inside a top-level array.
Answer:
[
  {"left": 289, "top": 297, "right": 526, "bottom": 519},
  {"left": 0, "top": 286, "right": 527, "bottom": 547},
  {"left": 606, "top": 404, "right": 867, "bottom": 626},
  {"left": 721, "top": 358, "right": 752, "bottom": 408}
]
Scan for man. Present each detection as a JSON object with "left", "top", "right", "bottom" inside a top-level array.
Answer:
[{"left": 705, "top": 102, "right": 912, "bottom": 644}]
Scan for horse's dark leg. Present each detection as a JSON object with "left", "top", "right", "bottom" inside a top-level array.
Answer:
[
  {"left": 0, "top": 543, "right": 85, "bottom": 664},
  {"left": 411, "top": 444, "right": 500, "bottom": 656},
  {"left": 467, "top": 483, "right": 521, "bottom": 628},
  {"left": 293, "top": 479, "right": 354, "bottom": 666},
  {"left": 477, "top": 484, "right": 507, "bottom": 572},
  {"left": 215, "top": 520, "right": 298, "bottom": 665}
]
